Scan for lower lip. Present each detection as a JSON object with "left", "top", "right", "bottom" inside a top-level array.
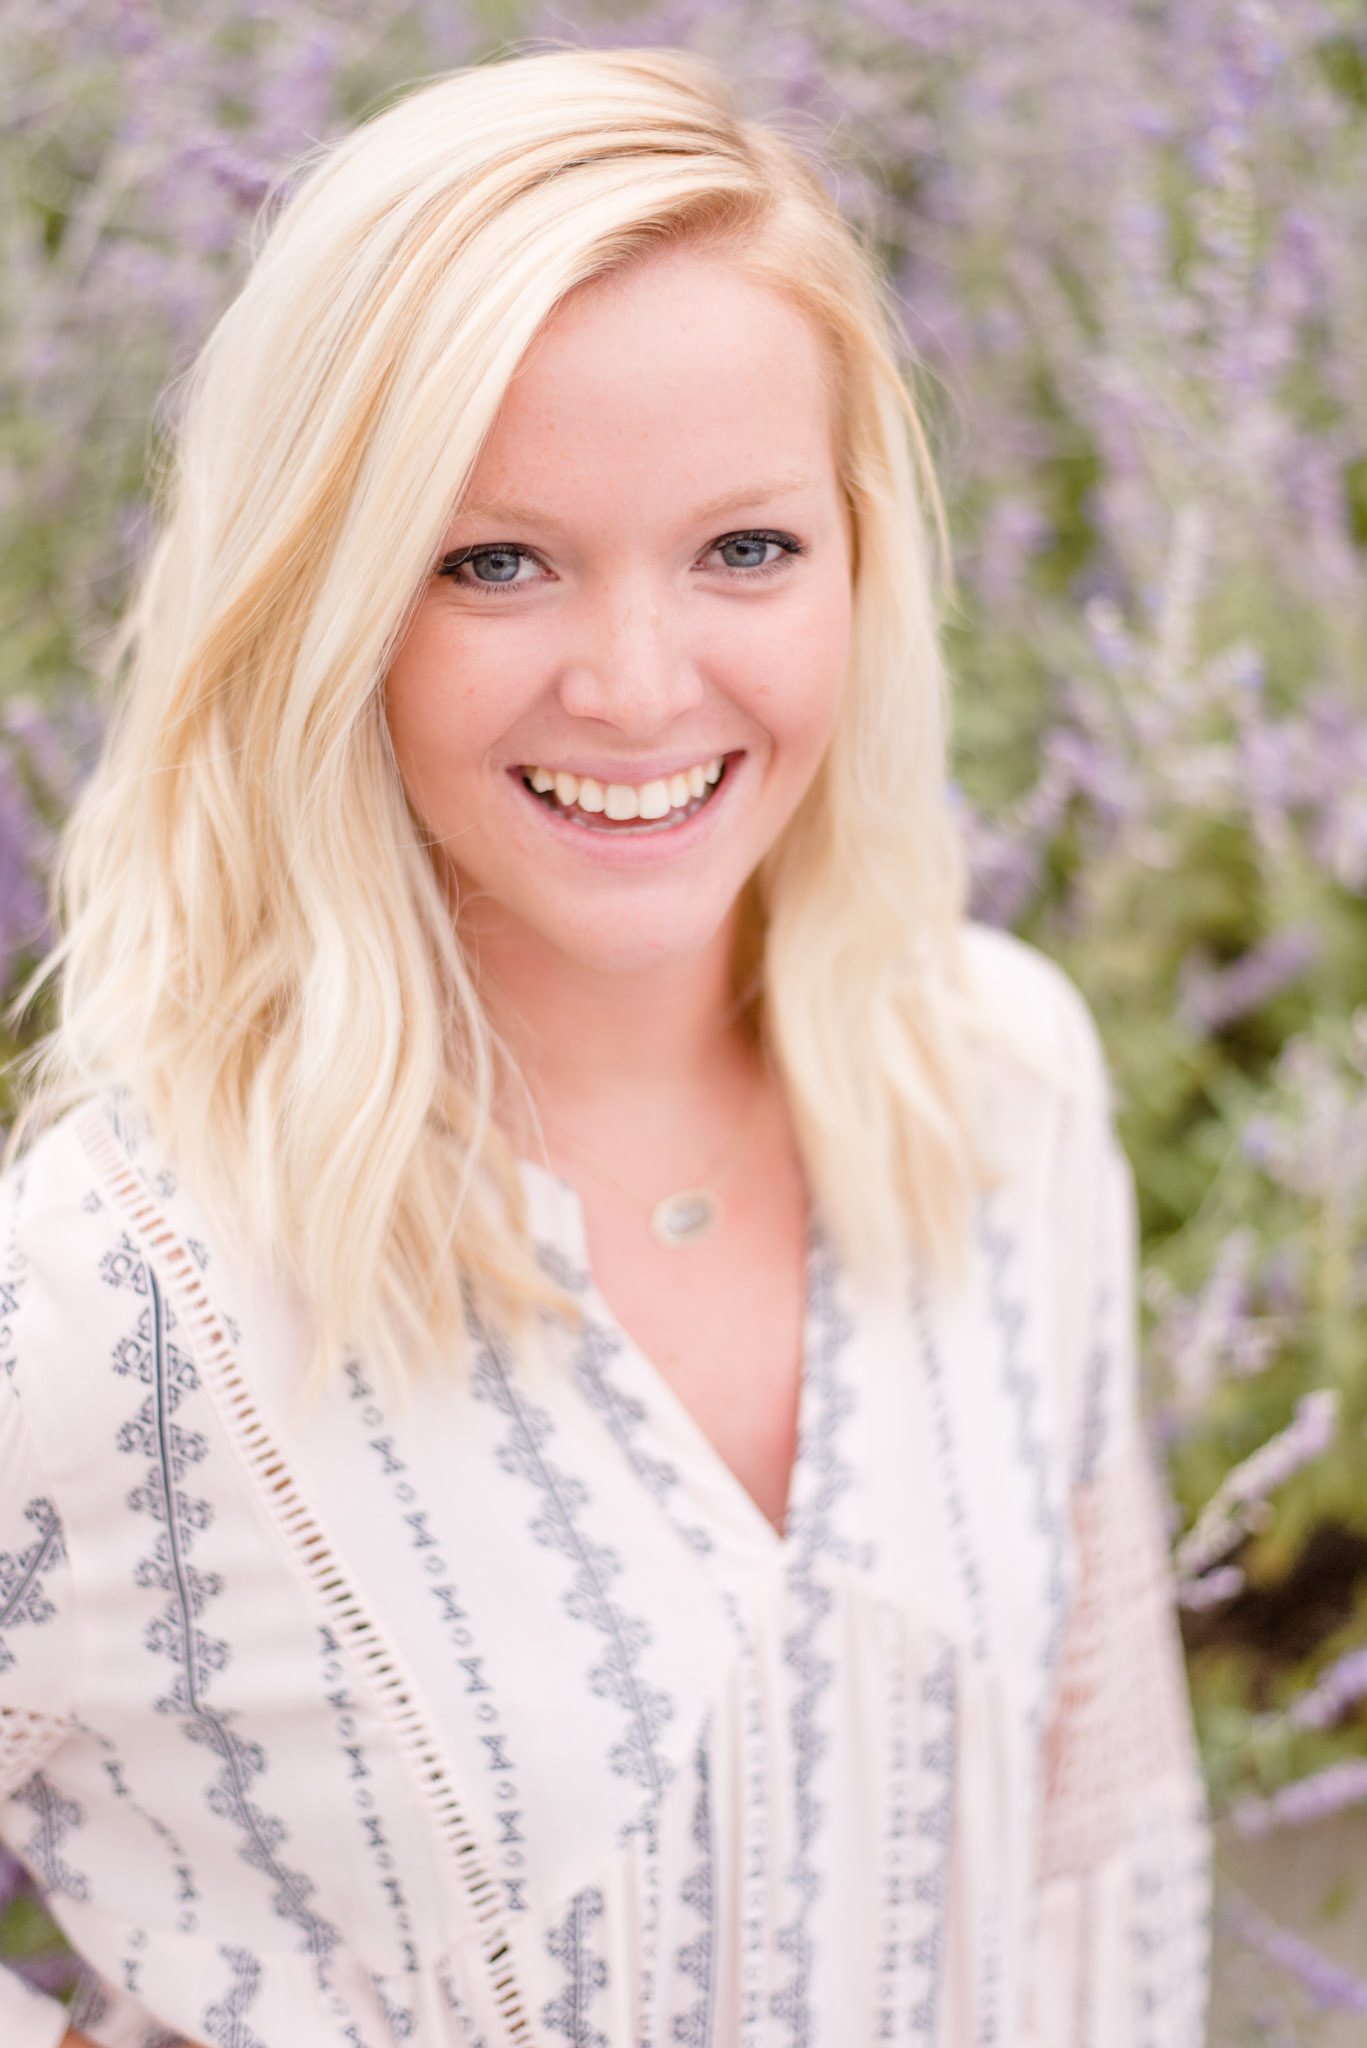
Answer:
[{"left": 510, "top": 759, "right": 739, "bottom": 864}]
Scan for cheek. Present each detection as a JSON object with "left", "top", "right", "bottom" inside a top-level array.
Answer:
[
  {"left": 384, "top": 616, "right": 500, "bottom": 797},
  {"left": 736, "top": 580, "right": 851, "bottom": 766},
  {"left": 384, "top": 619, "right": 445, "bottom": 770}
]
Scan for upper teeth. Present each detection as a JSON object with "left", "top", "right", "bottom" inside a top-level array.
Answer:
[{"left": 526, "top": 757, "right": 724, "bottom": 820}]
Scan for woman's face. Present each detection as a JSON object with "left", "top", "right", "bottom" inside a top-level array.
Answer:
[{"left": 385, "top": 246, "right": 853, "bottom": 979}]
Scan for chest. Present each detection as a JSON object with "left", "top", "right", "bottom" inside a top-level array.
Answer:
[
  {"left": 47, "top": 1196, "right": 1067, "bottom": 1828},
  {"left": 572, "top": 1132, "right": 809, "bottom": 1532},
  {"left": 22, "top": 1127, "right": 1080, "bottom": 1997}
]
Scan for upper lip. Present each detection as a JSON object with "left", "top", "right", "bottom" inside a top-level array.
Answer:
[{"left": 511, "top": 750, "right": 736, "bottom": 783}]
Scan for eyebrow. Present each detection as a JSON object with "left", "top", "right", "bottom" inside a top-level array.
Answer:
[
  {"left": 683, "top": 475, "right": 820, "bottom": 522},
  {"left": 450, "top": 475, "right": 819, "bottom": 534}
]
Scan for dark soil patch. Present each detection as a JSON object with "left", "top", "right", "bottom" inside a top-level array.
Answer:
[{"left": 1181, "top": 1523, "right": 1367, "bottom": 1705}]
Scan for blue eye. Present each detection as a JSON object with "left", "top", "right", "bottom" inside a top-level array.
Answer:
[
  {"left": 438, "top": 544, "right": 538, "bottom": 588},
  {"left": 454, "top": 546, "right": 521, "bottom": 583},
  {"left": 719, "top": 535, "right": 775, "bottom": 569},
  {"left": 708, "top": 530, "right": 802, "bottom": 574},
  {"left": 470, "top": 547, "right": 521, "bottom": 582}
]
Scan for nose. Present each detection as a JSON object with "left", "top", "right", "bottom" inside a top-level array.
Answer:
[{"left": 554, "top": 578, "right": 704, "bottom": 737}]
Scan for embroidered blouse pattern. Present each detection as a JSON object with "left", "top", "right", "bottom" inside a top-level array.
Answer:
[
  {"left": 339, "top": 1357, "right": 530, "bottom": 1926},
  {"left": 0, "top": 932, "right": 1211, "bottom": 2047},
  {"left": 672, "top": 1732, "right": 716, "bottom": 2048},
  {"left": 980, "top": 1201, "right": 1070, "bottom": 1725},
  {"left": 472, "top": 1321, "right": 677, "bottom": 1811},
  {"left": 106, "top": 1241, "right": 344, "bottom": 1968},
  {"left": 773, "top": 1234, "right": 856, "bottom": 2048},
  {"left": 0, "top": 1500, "right": 64, "bottom": 1671}
]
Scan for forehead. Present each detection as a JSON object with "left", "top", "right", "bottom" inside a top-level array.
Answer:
[{"left": 457, "top": 248, "right": 839, "bottom": 521}]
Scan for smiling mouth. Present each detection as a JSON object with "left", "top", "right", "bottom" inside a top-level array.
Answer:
[{"left": 519, "top": 755, "right": 729, "bottom": 832}]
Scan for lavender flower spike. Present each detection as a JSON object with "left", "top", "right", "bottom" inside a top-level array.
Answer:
[
  {"left": 1176, "top": 1563, "right": 1244, "bottom": 1611},
  {"left": 1288, "top": 1645, "right": 1367, "bottom": 1732},
  {"left": 1178, "top": 925, "right": 1320, "bottom": 1036},
  {"left": 1233, "top": 1759, "right": 1367, "bottom": 1838},
  {"left": 1227, "top": 1898, "right": 1367, "bottom": 2013},
  {"left": 0, "top": 1847, "right": 29, "bottom": 1914},
  {"left": 1173, "top": 1389, "right": 1339, "bottom": 1580},
  {"left": 1224, "top": 1390, "right": 1340, "bottom": 1507}
]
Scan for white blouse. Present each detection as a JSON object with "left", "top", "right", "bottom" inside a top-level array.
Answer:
[{"left": 0, "top": 928, "right": 1209, "bottom": 2048}]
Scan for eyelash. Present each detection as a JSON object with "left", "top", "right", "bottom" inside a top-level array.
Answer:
[
  {"left": 437, "top": 544, "right": 537, "bottom": 589},
  {"left": 711, "top": 529, "right": 806, "bottom": 579},
  {"left": 436, "top": 528, "right": 806, "bottom": 592}
]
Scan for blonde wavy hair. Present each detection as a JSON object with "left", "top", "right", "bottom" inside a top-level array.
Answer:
[{"left": 24, "top": 47, "right": 977, "bottom": 1376}]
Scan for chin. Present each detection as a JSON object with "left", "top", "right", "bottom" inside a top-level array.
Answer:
[
  {"left": 454, "top": 855, "right": 756, "bottom": 980},
  {"left": 512, "top": 884, "right": 741, "bottom": 977},
  {"left": 553, "top": 918, "right": 734, "bottom": 978}
]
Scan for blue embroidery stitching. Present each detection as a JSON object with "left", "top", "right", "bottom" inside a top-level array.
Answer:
[
  {"left": 566, "top": 1317, "right": 713, "bottom": 1556},
  {"left": 1073, "top": 1135, "right": 1117, "bottom": 1491},
  {"left": 672, "top": 1732, "right": 715, "bottom": 2048},
  {"left": 542, "top": 1887, "right": 609, "bottom": 2048},
  {"left": 103, "top": 1243, "right": 344, "bottom": 1963},
  {"left": 0, "top": 1496, "right": 66, "bottom": 1671},
  {"left": 0, "top": 1176, "right": 28, "bottom": 1384},
  {"left": 909, "top": 1275, "right": 991, "bottom": 1664},
  {"left": 66, "top": 1971, "right": 110, "bottom": 2035},
  {"left": 317, "top": 1625, "right": 419, "bottom": 2029},
  {"left": 11, "top": 1770, "right": 89, "bottom": 1899},
  {"left": 99, "top": 1744, "right": 201, "bottom": 1934},
  {"left": 471, "top": 1318, "right": 676, "bottom": 1803},
  {"left": 203, "top": 1944, "right": 266, "bottom": 2048},
  {"left": 342, "top": 1359, "right": 529, "bottom": 1916},
  {"left": 533, "top": 1237, "right": 591, "bottom": 1296},
  {"left": 772, "top": 1230, "right": 856, "bottom": 2048},
  {"left": 910, "top": 1649, "right": 956, "bottom": 2041},
  {"left": 1074, "top": 1323, "right": 1112, "bottom": 1489},
  {"left": 980, "top": 1201, "right": 1069, "bottom": 1713}
]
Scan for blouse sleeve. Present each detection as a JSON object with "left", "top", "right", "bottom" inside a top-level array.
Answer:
[
  {"left": 1, "top": 1170, "right": 188, "bottom": 2048},
  {"left": 1026, "top": 1026, "right": 1212, "bottom": 2041},
  {"left": 1, "top": 1324, "right": 78, "bottom": 2048}
]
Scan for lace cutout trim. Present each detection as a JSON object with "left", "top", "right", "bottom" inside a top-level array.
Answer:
[
  {"left": 1037, "top": 1445, "right": 1200, "bottom": 1883},
  {"left": 75, "top": 1104, "right": 534, "bottom": 2043},
  {"left": 0, "top": 1704, "right": 67, "bottom": 1799}
]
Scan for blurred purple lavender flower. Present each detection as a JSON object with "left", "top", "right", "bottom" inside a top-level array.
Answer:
[
  {"left": 1288, "top": 1646, "right": 1367, "bottom": 1733},
  {"left": 1178, "top": 927, "right": 1320, "bottom": 1036},
  {"left": 6, "top": 697, "right": 102, "bottom": 813},
  {"left": 970, "top": 496, "right": 1050, "bottom": 608},
  {"left": 1176, "top": 1563, "right": 1245, "bottom": 1612},
  {"left": 961, "top": 810, "right": 1044, "bottom": 930},
  {"left": 1233, "top": 1757, "right": 1367, "bottom": 1839},
  {"left": 1217, "top": 1389, "right": 1338, "bottom": 1510},
  {"left": 1226, "top": 1897, "right": 1367, "bottom": 2013},
  {"left": 0, "top": 0, "right": 425, "bottom": 706},
  {"left": 0, "top": 748, "right": 52, "bottom": 992},
  {"left": 1174, "top": 1389, "right": 1339, "bottom": 1582},
  {"left": 0, "top": 1847, "right": 27, "bottom": 1914},
  {"left": 0, "top": 1846, "right": 76, "bottom": 1997},
  {"left": 1249, "top": 1035, "right": 1367, "bottom": 1222},
  {"left": 1148, "top": 1228, "right": 1287, "bottom": 1417}
]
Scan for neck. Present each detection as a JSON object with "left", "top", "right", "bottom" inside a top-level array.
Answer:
[{"left": 474, "top": 913, "right": 756, "bottom": 1149}]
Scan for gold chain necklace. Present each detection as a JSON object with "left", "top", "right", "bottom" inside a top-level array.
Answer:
[{"left": 545, "top": 1080, "right": 763, "bottom": 1248}]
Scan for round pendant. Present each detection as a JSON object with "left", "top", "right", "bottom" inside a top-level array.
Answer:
[{"left": 649, "top": 1187, "right": 723, "bottom": 1248}]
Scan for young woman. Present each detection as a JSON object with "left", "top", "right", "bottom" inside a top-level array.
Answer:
[{"left": 0, "top": 48, "right": 1209, "bottom": 2048}]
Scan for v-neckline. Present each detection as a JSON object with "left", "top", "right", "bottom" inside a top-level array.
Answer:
[{"left": 519, "top": 1158, "right": 818, "bottom": 1554}]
